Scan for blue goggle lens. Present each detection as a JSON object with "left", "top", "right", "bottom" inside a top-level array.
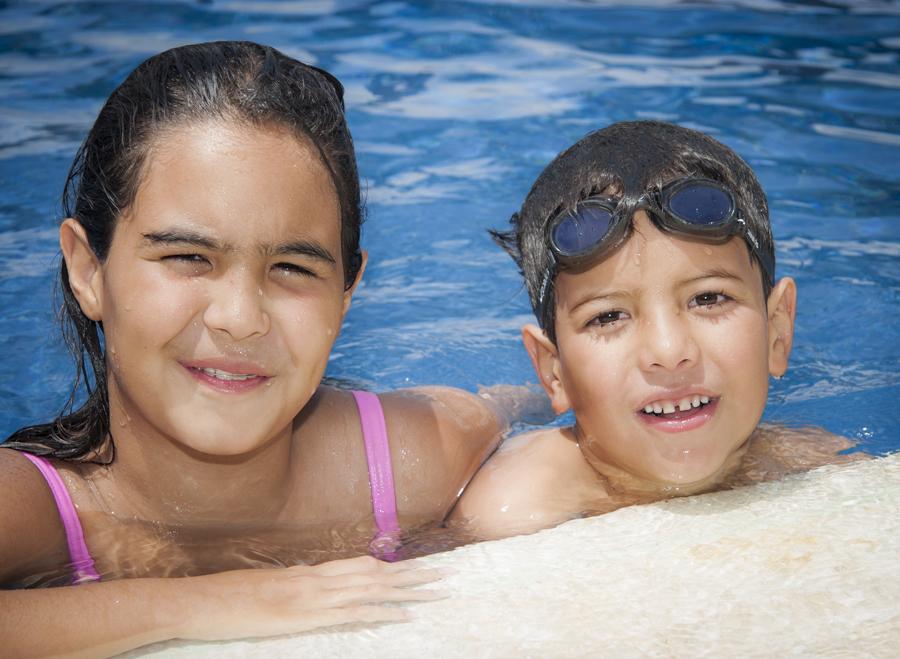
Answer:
[
  {"left": 551, "top": 205, "right": 614, "bottom": 256},
  {"left": 668, "top": 184, "right": 733, "bottom": 225}
]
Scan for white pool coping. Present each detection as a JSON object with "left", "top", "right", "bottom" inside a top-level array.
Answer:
[{"left": 131, "top": 453, "right": 900, "bottom": 658}]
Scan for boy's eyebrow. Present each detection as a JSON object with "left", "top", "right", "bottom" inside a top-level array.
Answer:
[
  {"left": 679, "top": 268, "right": 745, "bottom": 285},
  {"left": 568, "top": 268, "right": 748, "bottom": 313},
  {"left": 569, "top": 289, "right": 630, "bottom": 314},
  {"left": 141, "top": 230, "right": 337, "bottom": 264}
]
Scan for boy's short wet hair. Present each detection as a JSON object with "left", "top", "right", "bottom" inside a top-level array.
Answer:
[{"left": 492, "top": 120, "right": 775, "bottom": 342}]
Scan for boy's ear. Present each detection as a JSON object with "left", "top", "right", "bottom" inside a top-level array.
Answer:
[
  {"left": 341, "top": 249, "right": 367, "bottom": 317},
  {"left": 767, "top": 276, "right": 797, "bottom": 377},
  {"left": 59, "top": 218, "right": 104, "bottom": 321},
  {"left": 522, "top": 323, "right": 571, "bottom": 415}
]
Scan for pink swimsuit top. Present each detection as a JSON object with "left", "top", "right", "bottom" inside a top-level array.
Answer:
[{"left": 21, "top": 390, "right": 401, "bottom": 585}]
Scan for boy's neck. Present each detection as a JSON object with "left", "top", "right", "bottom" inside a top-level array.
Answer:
[{"left": 573, "top": 424, "right": 751, "bottom": 498}]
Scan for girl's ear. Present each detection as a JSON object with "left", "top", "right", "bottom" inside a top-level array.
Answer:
[
  {"left": 59, "top": 218, "right": 104, "bottom": 321},
  {"left": 341, "top": 249, "right": 367, "bottom": 317},
  {"left": 522, "top": 323, "right": 571, "bottom": 415},
  {"left": 767, "top": 276, "right": 797, "bottom": 377}
]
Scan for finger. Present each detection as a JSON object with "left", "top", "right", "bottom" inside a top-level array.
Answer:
[
  {"left": 322, "top": 583, "right": 449, "bottom": 607},
  {"left": 321, "top": 567, "right": 447, "bottom": 591},
  {"left": 309, "top": 555, "right": 387, "bottom": 577},
  {"left": 328, "top": 605, "right": 412, "bottom": 625}
]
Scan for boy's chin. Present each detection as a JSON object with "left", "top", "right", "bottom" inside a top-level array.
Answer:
[{"left": 639, "top": 447, "right": 748, "bottom": 494}]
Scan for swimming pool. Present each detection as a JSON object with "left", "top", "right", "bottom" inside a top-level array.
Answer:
[{"left": 1, "top": 1, "right": 898, "bottom": 458}]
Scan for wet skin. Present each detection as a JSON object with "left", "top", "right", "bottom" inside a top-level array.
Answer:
[
  {"left": 533, "top": 211, "right": 795, "bottom": 492},
  {"left": 58, "top": 119, "right": 360, "bottom": 539},
  {"left": 451, "top": 211, "right": 811, "bottom": 539}
]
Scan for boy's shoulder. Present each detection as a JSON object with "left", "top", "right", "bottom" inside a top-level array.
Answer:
[
  {"left": 450, "top": 427, "right": 602, "bottom": 540},
  {"left": 730, "top": 423, "right": 868, "bottom": 487}
]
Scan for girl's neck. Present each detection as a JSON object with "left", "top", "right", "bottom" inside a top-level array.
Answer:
[{"left": 96, "top": 398, "right": 298, "bottom": 528}]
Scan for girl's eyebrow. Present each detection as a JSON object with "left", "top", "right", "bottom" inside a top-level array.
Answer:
[
  {"left": 140, "top": 230, "right": 337, "bottom": 264},
  {"left": 141, "top": 229, "right": 219, "bottom": 250},
  {"left": 273, "top": 241, "right": 336, "bottom": 264}
]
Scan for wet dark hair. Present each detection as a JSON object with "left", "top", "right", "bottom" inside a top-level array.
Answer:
[
  {"left": 4, "top": 41, "right": 363, "bottom": 461},
  {"left": 492, "top": 120, "right": 774, "bottom": 342}
]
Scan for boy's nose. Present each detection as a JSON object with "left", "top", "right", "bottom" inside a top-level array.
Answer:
[
  {"left": 637, "top": 310, "right": 700, "bottom": 373},
  {"left": 202, "top": 269, "right": 270, "bottom": 340}
]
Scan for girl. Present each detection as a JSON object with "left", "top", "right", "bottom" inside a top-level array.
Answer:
[{"left": 0, "top": 41, "right": 524, "bottom": 656}]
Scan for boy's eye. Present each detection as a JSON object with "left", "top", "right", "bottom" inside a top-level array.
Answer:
[
  {"left": 587, "top": 310, "right": 628, "bottom": 327},
  {"left": 690, "top": 291, "right": 731, "bottom": 308}
]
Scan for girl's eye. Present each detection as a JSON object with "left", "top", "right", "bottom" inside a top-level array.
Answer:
[
  {"left": 690, "top": 291, "right": 731, "bottom": 308},
  {"left": 162, "top": 254, "right": 211, "bottom": 273},
  {"left": 588, "top": 310, "right": 628, "bottom": 327},
  {"left": 273, "top": 262, "right": 316, "bottom": 278}
]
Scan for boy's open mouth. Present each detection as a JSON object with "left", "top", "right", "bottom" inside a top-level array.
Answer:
[{"left": 639, "top": 395, "right": 715, "bottom": 420}]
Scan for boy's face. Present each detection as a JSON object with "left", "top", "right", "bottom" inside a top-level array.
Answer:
[{"left": 524, "top": 211, "right": 796, "bottom": 490}]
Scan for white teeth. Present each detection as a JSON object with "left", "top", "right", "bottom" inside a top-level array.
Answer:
[
  {"left": 200, "top": 367, "right": 257, "bottom": 381},
  {"left": 644, "top": 395, "right": 712, "bottom": 415}
]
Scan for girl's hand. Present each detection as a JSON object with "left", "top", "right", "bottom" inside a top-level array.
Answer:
[{"left": 181, "top": 555, "right": 446, "bottom": 641}]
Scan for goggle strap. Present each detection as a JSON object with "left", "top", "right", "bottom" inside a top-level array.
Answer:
[{"left": 536, "top": 256, "right": 556, "bottom": 328}]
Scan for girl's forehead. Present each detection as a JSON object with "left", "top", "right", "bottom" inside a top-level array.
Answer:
[{"left": 127, "top": 121, "right": 341, "bottom": 241}]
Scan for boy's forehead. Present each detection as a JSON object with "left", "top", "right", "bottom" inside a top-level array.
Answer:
[{"left": 556, "top": 214, "right": 758, "bottom": 295}]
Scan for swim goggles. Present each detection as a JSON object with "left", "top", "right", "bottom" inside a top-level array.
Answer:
[{"left": 536, "top": 178, "right": 775, "bottom": 326}]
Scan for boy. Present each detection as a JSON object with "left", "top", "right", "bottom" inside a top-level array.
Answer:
[{"left": 451, "top": 121, "right": 862, "bottom": 540}]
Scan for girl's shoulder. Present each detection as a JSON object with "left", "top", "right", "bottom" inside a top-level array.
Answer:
[
  {"left": 0, "top": 449, "right": 71, "bottom": 585},
  {"left": 298, "top": 385, "right": 505, "bottom": 526}
]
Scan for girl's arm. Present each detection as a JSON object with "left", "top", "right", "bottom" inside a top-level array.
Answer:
[
  {"left": 380, "top": 384, "right": 553, "bottom": 525},
  {"left": 0, "top": 450, "right": 444, "bottom": 658},
  {"left": 0, "top": 558, "right": 443, "bottom": 659}
]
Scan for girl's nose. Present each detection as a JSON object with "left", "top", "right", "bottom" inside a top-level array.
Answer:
[
  {"left": 202, "top": 269, "right": 270, "bottom": 340},
  {"left": 637, "top": 309, "right": 700, "bottom": 373}
]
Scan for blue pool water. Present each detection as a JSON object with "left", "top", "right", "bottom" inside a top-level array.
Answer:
[{"left": 0, "top": 1, "right": 898, "bottom": 455}]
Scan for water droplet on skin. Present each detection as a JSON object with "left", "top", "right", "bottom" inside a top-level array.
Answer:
[{"left": 704, "top": 247, "right": 713, "bottom": 255}]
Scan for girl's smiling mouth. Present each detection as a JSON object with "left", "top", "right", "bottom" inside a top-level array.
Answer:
[{"left": 182, "top": 360, "right": 272, "bottom": 393}]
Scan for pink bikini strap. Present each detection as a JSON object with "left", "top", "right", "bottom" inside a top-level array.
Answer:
[
  {"left": 20, "top": 452, "right": 101, "bottom": 584},
  {"left": 350, "top": 391, "right": 401, "bottom": 553}
]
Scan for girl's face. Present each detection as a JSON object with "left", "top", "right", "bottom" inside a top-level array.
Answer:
[
  {"left": 74, "top": 120, "right": 355, "bottom": 455},
  {"left": 529, "top": 211, "right": 794, "bottom": 491}
]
